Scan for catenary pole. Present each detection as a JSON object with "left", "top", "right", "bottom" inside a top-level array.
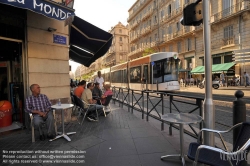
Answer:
[{"left": 203, "top": 0, "right": 215, "bottom": 146}]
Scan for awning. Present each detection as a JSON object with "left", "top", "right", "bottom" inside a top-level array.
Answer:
[
  {"left": 0, "top": 0, "right": 75, "bottom": 21},
  {"left": 69, "top": 16, "right": 113, "bottom": 67},
  {"left": 191, "top": 62, "right": 235, "bottom": 74},
  {"left": 190, "top": 66, "right": 204, "bottom": 74}
]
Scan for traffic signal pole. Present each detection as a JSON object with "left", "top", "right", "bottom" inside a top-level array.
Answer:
[{"left": 203, "top": 0, "right": 215, "bottom": 146}]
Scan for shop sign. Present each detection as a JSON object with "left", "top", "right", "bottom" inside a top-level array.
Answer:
[
  {"left": 0, "top": 62, "right": 7, "bottom": 67},
  {"left": 0, "top": 0, "right": 75, "bottom": 21},
  {"left": 53, "top": 34, "right": 67, "bottom": 45}
]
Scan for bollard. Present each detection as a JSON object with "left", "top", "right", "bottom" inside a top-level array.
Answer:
[{"left": 233, "top": 90, "right": 246, "bottom": 145}]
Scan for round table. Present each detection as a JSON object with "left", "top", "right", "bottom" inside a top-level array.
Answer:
[
  {"left": 49, "top": 104, "right": 75, "bottom": 142},
  {"left": 161, "top": 113, "right": 203, "bottom": 166}
]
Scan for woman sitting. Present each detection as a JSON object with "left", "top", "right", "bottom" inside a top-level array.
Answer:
[{"left": 101, "top": 84, "right": 113, "bottom": 104}]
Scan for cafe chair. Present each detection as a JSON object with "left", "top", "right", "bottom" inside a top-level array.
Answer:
[
  {"left": 187, "top": 122, "right": 250, "bottom": 166},
  {"left": 72, "top": 95, "right": 80, "bottom": 115},
  {"left": 29, "top": 109, "right": 57, "bottom": 143},
  {"left": 74, "top": 96, "right": 99, "bottom": 125},
  {"left": 101, "top": 95, "right": 113, "bottom": 114}
]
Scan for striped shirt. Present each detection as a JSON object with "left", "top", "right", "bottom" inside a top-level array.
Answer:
[{"left": 25, "top": 94, "right": 52, "bottom": 113}]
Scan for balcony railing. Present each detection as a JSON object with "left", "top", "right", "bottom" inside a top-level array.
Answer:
[
  {"left": 222, "top": 37, "right": 236, "bottom": 46},
  {"left": 127, "top": 0, "right": 150, "bottom": 22},
  {"left": 141, "top": 8, "right": 153, "bottom": 21},
  {"left": 212, "top": 1, "right": 249, "bottom": 22}
]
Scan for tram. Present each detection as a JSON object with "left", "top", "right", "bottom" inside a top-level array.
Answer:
[{"left": 96, "top": 52, "right": 180, "bottom": 91}]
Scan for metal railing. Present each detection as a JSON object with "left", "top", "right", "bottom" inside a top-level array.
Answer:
[{"left": 111, "top": 86, "right": 204, "bottom": 138}]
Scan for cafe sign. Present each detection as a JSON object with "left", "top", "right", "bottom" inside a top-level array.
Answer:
[{"left": 0, "top": 0, "right": 75, "bottom": 21}]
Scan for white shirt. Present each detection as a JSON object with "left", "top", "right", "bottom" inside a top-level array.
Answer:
[{"left": 94, "top": 76, "right": 104, "bottom": 89}]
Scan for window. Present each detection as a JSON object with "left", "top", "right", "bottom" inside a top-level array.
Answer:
[
  {"left": 168, "top": 25, "right": 172, "bottom": 34},
  {"left": 119, "top": 29, "right": 122, "bottom": 33},
  {"left": 187, "top": 38, "right": 192, "bottom": 51},
  {"left": 224, "top": 25, "right": 233, "bottom": 39},
  {"left": 224, "top": 55, "right": 233, "bottom": 63},
  {"left": 162, "top": 29, "right": 165, "bottom": 40},
  {"left": 130, "top": 66, "right": 141, "bottom": 83},
  {"left": 120, "top": 45, "right": 123, "bottom": 51},
  {"left": 112, "top": 70, "right": 122, "bottom": 83},
  {"left": 153, "top": 61, "right": 163, "bottom": 83},
  {"left": 169, "top": 45, "right": 173, "bottom": 52},
  {"left": 120, "top": 55, "right": 123, "bottom": 60},
  {"left": 162, "top": 47, "right": 166, "bottom": 52},
  {"left": 124, "top": 69, "right": 127, "bottom": 83},
  {"left": 213, "top": 57, "right": 221, "bottom": 64},
  {"left": 168, "top": 4, "right": 171, "bottom": 15},
  {"left": 161, "top": 10, "right": 164, "bottom": 19},
  {"left": 154, "top": 15, "right": 157, "bottom": 23},
  {"left": 175, "top": 0, "right": 180, "bottom": 9},
  {"left": 120, "top": 37, "right": 122, "bottom": 41},
  {"left": 143, "top": 65, "right": 148, "bottom": 83},
  {"left": 155, "top": 33, "right": 158, "bottom": 41},
  {"left": 177, "top": 42, "right": 182, "bottom": 52},
  {"left": 176, "top": 22, "right": 180, "bottom": 31},
  {"left": 223, "top": 0, "right": 233, "bottom": 17}
]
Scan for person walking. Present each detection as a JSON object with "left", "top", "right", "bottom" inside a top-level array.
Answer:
[
  {"left": 220, "top": 72, "right": 225, "bottom": 87},
  {"left": 244, "top": 72, "right": 249, "bottom": 87}
]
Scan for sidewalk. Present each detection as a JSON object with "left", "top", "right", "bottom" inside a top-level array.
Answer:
[{"left": 0, "top": 103, "right": 196, "bottom": 166}]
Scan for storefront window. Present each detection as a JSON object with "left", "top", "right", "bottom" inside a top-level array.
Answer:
[
  {"left": 213, "top": 57, "right": 221, "bottom": 64},
  {"left": 224, "top": 55, "right": 233, "bottom": 63}
]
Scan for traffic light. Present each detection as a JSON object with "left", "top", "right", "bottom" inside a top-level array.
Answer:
[{"left": 181, "top": 0, "right": 203, "bottom": 26}]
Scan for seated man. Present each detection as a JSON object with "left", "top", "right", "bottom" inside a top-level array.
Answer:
[
  {"left": 74, "top": 80, "right": 86, "bottom": 98},
  {"left": 25, "top": 84, "right": 56, "bottom": 141},
  {"left": 81, "top": 83, "right": 104, "bottom": 121},
  {"left": 92, "top": 82, "right": 103, "bottom": 104}
]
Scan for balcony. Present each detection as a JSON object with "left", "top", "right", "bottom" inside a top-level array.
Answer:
[
  {"left": 141, "top": 8, "right": 153, "bottom": 21},
  {"left": 141, "top": 27, "right": 151, "bottom": 36},
  {"left": 159, "top": 0, "right": 167, "bottom": 7},
  {"left": 130, "top": 33, "right": 141, "bottom": 43},
  {"left": 130, "top": 20, "right": 141, "bottom": 30},
  {"left": 127, "top": 0, "right": 150, "bottom": 22},
  {"left": 212, "top": 1, "right": 249, "bottom": 23},
  {"left": 221, "top": 37, "right": 237, "bottom": 47}
]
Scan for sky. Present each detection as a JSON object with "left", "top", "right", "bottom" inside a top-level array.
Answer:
[{"left": 69, "top": 0, "right": 135, "bottom": 72}]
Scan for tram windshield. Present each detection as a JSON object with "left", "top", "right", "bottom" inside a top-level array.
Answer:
[{"left": 153, "top": 57, "right": 179, "bottom": 83}]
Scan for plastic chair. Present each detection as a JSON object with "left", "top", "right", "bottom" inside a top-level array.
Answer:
[
  {"left": 187, "top": 122, "right": 250, "bottom": 166},
  {"left": 29, "top": 109, "right": 57, "bottom": 143}
]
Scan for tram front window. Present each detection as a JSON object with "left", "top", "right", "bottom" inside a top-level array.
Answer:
[{"left": 163, "top": 58, "right": 178, "bottom": 82}]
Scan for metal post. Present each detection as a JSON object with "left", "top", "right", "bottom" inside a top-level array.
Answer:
[
  {"left": 128, "top": 88, "right": 130, "bottom": 112},
  {"left": 151, "top": 65, "right": 153, "bottom": 91},
  {"left": 142, "top": 91, "right": 144, "bottom": 119},
  {"left": 161, "top": 93, "right": 164, "bottom": 131},
  {"left": 169, "top": 95, "right": 173, "bottom": 135},
  {"left": 121, "top": 88, "right": 124, "bottom": 108},
  {"left": 131, "top": 90, "right": 134, "bottom": 114},
  {"left": 233, "top": 90, "right": 246, "bottom": 145},
  {"left": 203, "top": 0, "right": 215, "bottom": 146},
  {"left": 146, "top": 92, "right": 149, "bottom": 121}
]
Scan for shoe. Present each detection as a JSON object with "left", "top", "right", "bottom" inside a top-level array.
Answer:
[
  {"left": 87, "top": 116, "right": 98, "bottom": 122},
  {"left": 47, "top": 133, "right": 56, "bottom": 139},
  {"left": 40, "top": 134, "right": 45, "bottom": 141},
  {"left": 105, "top": 111, "right": 111, "bottom": 116}
]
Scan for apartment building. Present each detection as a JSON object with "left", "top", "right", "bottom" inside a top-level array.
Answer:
[
  {"left": 128, "top": 0, "right": 250, "bottom": 80},
  {"left": 103, "top": 22, "right": 130, "bottom": 67}
]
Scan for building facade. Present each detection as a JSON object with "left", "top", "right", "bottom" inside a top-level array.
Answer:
[
  {"left": 103, "top": 22, "right": 129, "bottom": 67},
  {"left": 127, "top": 0, "right": 250, "bottom": 81}
]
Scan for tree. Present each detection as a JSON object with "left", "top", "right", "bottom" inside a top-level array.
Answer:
[{"left": 142, "top": 48, "right": 156, "bottom": 56}]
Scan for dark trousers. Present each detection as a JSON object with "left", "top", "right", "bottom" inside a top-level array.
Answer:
[{"left": 33, "top": 111, "right": 55, "bottom": 135}]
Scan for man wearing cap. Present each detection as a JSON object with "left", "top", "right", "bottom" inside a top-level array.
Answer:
[{"left": 94, "top": 71, "right": 104, "bottom": 90}]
